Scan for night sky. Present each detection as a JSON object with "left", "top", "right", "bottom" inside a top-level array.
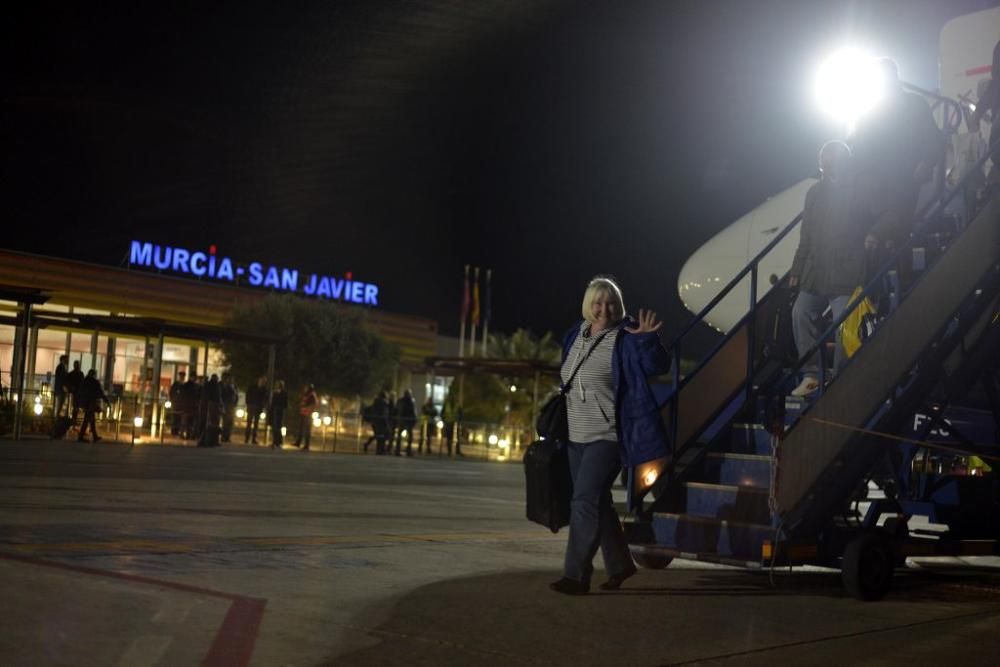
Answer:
[{"left": 4, "top": 0, "right": 998, "bottom": 354}]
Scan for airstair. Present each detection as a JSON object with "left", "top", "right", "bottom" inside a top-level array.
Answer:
[{"left": 625, "top": 138, "right": 1000, "bottom": 600}]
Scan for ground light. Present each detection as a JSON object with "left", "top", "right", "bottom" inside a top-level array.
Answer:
[
  {"left": 236, "top": 408, "right": 245, "bottom": 419},
  {"left": 814, "top": 47, "right": 884, "bottom": 132},
  {"left": 33, "top": 403, "right": 43, "bottom": 416}
]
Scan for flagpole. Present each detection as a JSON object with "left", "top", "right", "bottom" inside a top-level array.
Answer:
[
  {"left": 469, "top": 267, "right": 479, "bottom": 358},
  {"left": 458, "top": 265, "right": 469, "bottom": 359},
  {"left": 480, "top": 268, "right": 491, "bottom": 357}
]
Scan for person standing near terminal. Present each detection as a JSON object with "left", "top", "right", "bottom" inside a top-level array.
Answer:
[
  {"left": 220, "top": 373, "right": 238, "bottom": 443},
  {"left": 66, "top": 360, "right": 84, "bottom": 424},
  {"left": 180, "top": 374, "right": 198, "bottom": 439},
  {"left": 52, "top": 355, "right": 69, "bottom": 418},
  {"left": 244, "top": 376, "right": 267, "bottom": 444},
  {"left": 199, "top": 374, "right": 223, "bottom": 447},
  {"left": 294, "top": 383, "right": 318, "bottom": 450},
  {"left": 385, "top": 391, "right": 398, "bottom": 452},
  {"left": 420, "top": 396, "right": 437, "bottom": 455},
  {"left": 394, "top": 389, "right": 417, "bottom": 456},
  {"left": 168, "top": 371, "right": 185, "bottom": 436},
  {"left": 269, "top": 380, "right": 288, "bottom": 449},
  {"left": 77, "top": 369, "right": 110, "bottom": 443},
  {"left": 549, "top": 276, "right": 671, "bottom": 596}
]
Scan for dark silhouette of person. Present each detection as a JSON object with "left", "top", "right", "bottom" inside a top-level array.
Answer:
[
  {"left": 269, "top": 380, "right": 288, "bottom": 449},
  {"left": 394, "top": 389, "right": 417, "bottom": 456},
  {"left": 168, "top": 371, "right": 186, "bottom": 436},
  {"left": 385, "top": 391, "right": 398, "bottom": 452},
  {"left": 77, "top": 369, "right": 109, "bottom": 442},
  {"left": 198, "top": 374, "right": 223, "bottom": 447},
  {"left": 420, "top": 396, "right": 438, "bottom": 454},
  {"left": 850, "top": 58, "right": 942, "bottom": 257},
  {"left": 294, "top": 384, "right": 318, "bottom": 450},
  {"left": 66, "top": 360, "right": 84, "bottom": 424},
  {"left": 244, "top": 376, "right": 268, "bottom": 444},
  {"left": 220, "top": 373, "right": 238, "bottom": 443},
  {"left": 362, "top": 391, "right": 390, "bottom": 454},
  {"left": 180, "top": 374, "right": 199, "bottom": 439},
  {"left": 52, "top": 354, "right": 69, "bottom": 419}
]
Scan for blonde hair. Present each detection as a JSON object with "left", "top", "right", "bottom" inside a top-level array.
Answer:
[{"left": 581, "top": 276, "right": 625, "bottom": 323}]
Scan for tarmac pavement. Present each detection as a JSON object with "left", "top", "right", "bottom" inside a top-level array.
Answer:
[{"left": 1, "top": 439, "right": 999, "bottom": 666}]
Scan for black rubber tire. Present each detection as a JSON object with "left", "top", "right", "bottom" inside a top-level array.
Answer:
[
  {"left": 841, "top": 532, "right": 895, "bottom": 601},
  {"left": 631, "top": 549, "right": 673, "bottom": 570}
]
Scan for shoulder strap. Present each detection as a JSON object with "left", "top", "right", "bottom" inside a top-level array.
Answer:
[{"left": 561, "top": 328, "right": 612, "bottom": 394}]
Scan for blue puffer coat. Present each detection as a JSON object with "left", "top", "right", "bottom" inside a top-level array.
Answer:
[{"left": 561, "top": 318, "right": 672, "bottom": 466}]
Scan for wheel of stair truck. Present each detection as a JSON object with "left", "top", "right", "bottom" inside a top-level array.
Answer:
[
  {"left": 630, "top": 547, "right": 673, "bottom": 570},
  {"left": 841, "top": 531, "right": 896, "bottom": 601}
]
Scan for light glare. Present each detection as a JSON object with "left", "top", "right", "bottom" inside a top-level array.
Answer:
[{"left": 814, "top": 48, "right": 884, "bottom": 126}]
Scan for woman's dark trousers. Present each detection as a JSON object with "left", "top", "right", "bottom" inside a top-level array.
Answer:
[{"left": 563, "top": 440, "right": 633, "bottom": 584}]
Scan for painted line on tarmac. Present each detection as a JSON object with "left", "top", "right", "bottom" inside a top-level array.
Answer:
[{"left": 0, "top": 551, "right": 266, "bottom": 667}]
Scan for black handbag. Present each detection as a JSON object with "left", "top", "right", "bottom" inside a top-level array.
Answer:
[{"left": 535, "top": 328, "right": 610, "bottom": 441}]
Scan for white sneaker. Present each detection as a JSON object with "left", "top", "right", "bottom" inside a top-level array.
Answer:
[{"left": 790, "top": 377, "right": 820, "bottom": 397}]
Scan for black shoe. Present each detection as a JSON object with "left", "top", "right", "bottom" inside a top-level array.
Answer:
[
  {"left": 599, "top": 565, "right": 638, "bottom": 591},
  {"left": 77, "top": 437, "right": 89, "bottom": 443},
  {"left": 93, "top": 436, "right": 103, "bottom": 443},
  {"left": 549, "top": 577, "right": 589, "bottom": 595}
]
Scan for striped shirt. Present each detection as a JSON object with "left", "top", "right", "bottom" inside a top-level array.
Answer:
[{"left": 562, "top": 322, "right": 619, "bottom": 443}]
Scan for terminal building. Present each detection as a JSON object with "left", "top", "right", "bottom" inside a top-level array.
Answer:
[{"left": 0, "top": 243, "right": 448, "bottom": 422}]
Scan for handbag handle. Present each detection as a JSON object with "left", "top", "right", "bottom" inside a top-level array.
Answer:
[{"left": 560, "top": 328, "right": 612, "bottom": 395}]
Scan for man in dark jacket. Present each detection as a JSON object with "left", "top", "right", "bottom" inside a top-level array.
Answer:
[
  {"left": 198, "top": 374, "right": 223, "bottom": 447},
  {"left": 180, "top": 375, "right": 199, "bottom": 439},
  {"left": 220, "top": 373, "right": 238, "bottom": 443},
  {"left": 77, "top": 369, "right": 109, "bottom": 442},
  {"left": 849, "top": 58, "right": 942, "bottom": 255},
  {"left": 789, "top": 141, "right": 873, "bottom": 397},
  {"left": 66, "top": 360, "right": 84, "bottom": 424},
  {"left": 394, "top": 389, "right": 417, "bottom": 456},
  {"left": 168, "top": 371, "right": 186, "bottom": 436},
  {"left": 244, "top": 376, "right": 268, "bottom": 444},
  {"left": 362, "top": 391, "right": 390, "bottom": 454},
  {"left": 52, "top": 355, "right": 69, "bottom": 418}
]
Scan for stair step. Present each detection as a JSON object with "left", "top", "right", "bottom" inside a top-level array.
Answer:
[
  {"left": 682, "top": 481, "right": 771, "bottom": 523},
  {"left": 651, "top": 513, "right": 774, "bottom": 559},
  {"left": 704, "top": 452, "right": 772, "bottom": 487},
  {"left": 729, "top": 423, "right": 772, "bottom": 455}
]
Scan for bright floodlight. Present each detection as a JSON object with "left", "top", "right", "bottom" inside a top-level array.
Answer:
[{"left": 814, "top": 48, "right": 884, "bottom": 127}]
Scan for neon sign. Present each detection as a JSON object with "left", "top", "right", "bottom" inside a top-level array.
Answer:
[{"left": 128, "top": 240, "right": 379, "bottom": 306}]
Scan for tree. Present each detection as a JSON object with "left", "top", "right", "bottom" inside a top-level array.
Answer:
[{"left": 219, "top": 294, "right": 398, "bottom": 398}]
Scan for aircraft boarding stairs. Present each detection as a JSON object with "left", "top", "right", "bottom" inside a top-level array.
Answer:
[{"left": 624, "top": 170, "right": 1000, "bottom": 599}]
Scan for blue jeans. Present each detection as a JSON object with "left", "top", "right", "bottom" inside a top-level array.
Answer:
[
  {"left": 791, "top": 290, "right": 851, "bottom": 380},
  {"left": 563, "top": 440, "right": 633, "bottom": 583}
]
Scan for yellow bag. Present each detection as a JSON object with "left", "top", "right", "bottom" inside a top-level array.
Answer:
[{"left": 839, "top": 287, "right": 877, "bottom": 358}]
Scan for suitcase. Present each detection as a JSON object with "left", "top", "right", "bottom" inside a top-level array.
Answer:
[
  {"left": 52, "top": 416, "right": 73, "bottom": 439},
  {"left": 523, "top": 439, "right": 573, "bottom": 533}
]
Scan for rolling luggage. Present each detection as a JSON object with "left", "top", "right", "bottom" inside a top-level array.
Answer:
[
  {"left": 523, "top": 439, "right": 573, "bottom": 533},
  {"left": 52, "top": 416, "right": 73, "bottom": 439}
]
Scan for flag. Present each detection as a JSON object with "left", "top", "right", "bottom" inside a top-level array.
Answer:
[
  {"left": 471, "top": 267, "right": 481, "bottom": 326},
  {"left": 460, "top": 266, "right": 470, "bottom": 323},
  {"left": 483, "top": 269, "right": 491, "bottom": 326}
]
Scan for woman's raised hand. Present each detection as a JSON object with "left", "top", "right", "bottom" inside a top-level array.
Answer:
[{"left": 625, "top": 308, "right": 662, "bottom": 334}]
